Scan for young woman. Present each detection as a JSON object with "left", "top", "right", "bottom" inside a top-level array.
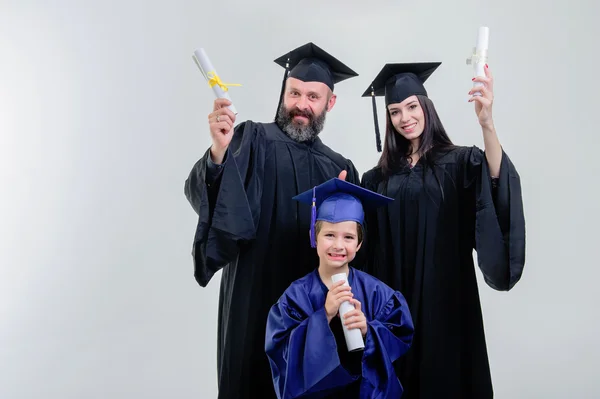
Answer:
[{"left": 359, "top": 62, "right": 526, "bottom": 399}]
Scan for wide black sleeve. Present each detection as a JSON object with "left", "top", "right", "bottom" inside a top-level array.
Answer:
[
  {"left": 184, "top": 121, "right": 266, "bottom": 286},
  {"left": 462, "top": 146, "right": 526, "bottom": 291}
]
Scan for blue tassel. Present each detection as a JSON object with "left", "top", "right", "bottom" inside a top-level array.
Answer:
[{"left": 310, "top": 187, "right": 317, "bottom": 248}]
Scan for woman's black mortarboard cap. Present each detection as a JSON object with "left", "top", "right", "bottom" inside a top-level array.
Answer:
[{"left": 361, "top": 62, "right": 441, "bottom": 152}]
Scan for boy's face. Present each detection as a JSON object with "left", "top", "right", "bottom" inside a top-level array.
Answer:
[{"left": 315, "top": 221, "right": 362, "bottom": 270}]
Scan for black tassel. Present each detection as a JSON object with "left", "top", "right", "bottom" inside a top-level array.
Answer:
[
  {"left": 275, "top": 56, "right": 290, "bottom": 120},
  {"left": 371, "top": 86, "right": 382, "bottom": 152}
]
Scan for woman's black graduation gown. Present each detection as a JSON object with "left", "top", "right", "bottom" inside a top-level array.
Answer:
[
  {"left": 360, "top": 145, "right": 526, "bottom": 399},
  {"left": 184, "top": 120, "right": 360, "bottom": 399}
]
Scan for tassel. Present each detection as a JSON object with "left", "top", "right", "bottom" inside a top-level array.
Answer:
[
  {"left": 275, "top": 56, "right": 290, "bottom": 120},
  {"left": 371, "top": 87, "right": 382, "bottom": 153},
  {"left": 310, "top": 187, "right": 317, "bottom": 248}
]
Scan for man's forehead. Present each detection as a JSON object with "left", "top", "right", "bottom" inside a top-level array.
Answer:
[{"left": 286, "top": 77, "right": 331, "bottom": 94}]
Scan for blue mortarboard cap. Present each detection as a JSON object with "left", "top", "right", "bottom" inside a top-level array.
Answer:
[{"left": 293, "top": 178, "right": 393, "bottom": 248}]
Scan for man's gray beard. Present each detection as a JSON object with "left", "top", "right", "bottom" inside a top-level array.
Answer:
[{"left": 275, "top": 105, "right": 327, "bottom": 143}]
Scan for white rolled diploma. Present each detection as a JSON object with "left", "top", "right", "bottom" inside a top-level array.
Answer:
[
  {"left": 469, "top": 26, "right": 489, "bottom": 97},
  {"left": 192, "top": 48, "right": 238, "bottom": 115},
  {"left": 331, "top": 272, "right": 365, "bottom": 352}
]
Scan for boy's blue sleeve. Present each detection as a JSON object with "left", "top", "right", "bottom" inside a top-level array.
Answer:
[
  {"left": 264, "top": 287, "right": 358, "bottom": 399},
  {"left": 361, "top": 288, "right": 415, "bottom": 397}
]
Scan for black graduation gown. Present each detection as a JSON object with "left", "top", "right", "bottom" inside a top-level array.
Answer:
[
  {"left": 184, "top": 120, "right": 360, "bottom": 399},
  {"left": 360, "top": 145, "right": 526, "bottom": 399}
]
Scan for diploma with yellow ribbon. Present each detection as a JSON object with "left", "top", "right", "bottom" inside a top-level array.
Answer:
[{"left": 193, "top": 48, "right": 240, "bottom": 114}]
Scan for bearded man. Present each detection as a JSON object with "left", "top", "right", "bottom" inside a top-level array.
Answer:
[{"left": 183, "top": 42, "right": 360, "bottom": 399}]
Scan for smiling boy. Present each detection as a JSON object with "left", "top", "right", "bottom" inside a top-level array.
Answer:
[{"left": 264, "top": 178, "right": 415, "bottom": 399}]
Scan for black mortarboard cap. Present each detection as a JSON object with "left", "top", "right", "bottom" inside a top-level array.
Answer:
[
  {"left": 273, "top": 42, "right": 358, "bottom": 118},
  {"left": 361, "top": 62, "right": 441, "bottom": 152}
]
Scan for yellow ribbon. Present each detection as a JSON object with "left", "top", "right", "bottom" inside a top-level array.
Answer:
[{"left": 206, "top": 71, "right": 241, "bottom": 92}]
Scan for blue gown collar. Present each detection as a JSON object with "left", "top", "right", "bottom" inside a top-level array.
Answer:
[{"left": 316, "top": 267, "right": 354, "bottom": 296}]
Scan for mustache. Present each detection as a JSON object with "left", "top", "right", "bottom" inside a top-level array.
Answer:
[{"left": 289, "top": 108, "right": 314, "bottom": 119}]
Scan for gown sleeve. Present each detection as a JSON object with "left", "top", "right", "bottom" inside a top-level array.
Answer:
[
  {"left": 264, "top": 288, "right": 360, "bottom": 399},
  {"left": 205, "top": 152, "right": 225, "bottom": 184},
  {"left": 183, "top": 121, "right": 266, "bottom": 286},
  {"left": 361, "top": 288, "right": 415, "bottom": 397},
  {"left": 462, "top": 146, "right": 526, "bottom": 291}
]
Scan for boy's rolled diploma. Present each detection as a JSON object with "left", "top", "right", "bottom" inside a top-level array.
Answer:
[
  {"left": 192, "top": 47, "right": 239, "bottom": 114},
  {"left": 467, "top": 26, "right": 489, "bottom": 97},
  {"left": 331, "top": 272, "right": 365, "bottom": 352}
]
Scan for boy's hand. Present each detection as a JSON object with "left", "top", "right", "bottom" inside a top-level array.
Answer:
[
  {"left": 325, "top": 280, "right": 353, "bottom": 323},
  {"left": 343, "top": 299, "right": 367, "bottom": 337}
]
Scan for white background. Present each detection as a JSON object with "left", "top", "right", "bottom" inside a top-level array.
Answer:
[{"left": 1, "top": 0, "right": 599, "bottom": 397}]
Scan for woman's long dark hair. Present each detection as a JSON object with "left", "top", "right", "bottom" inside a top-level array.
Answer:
[{"left": 377, "top": 95, "right": 455, "bottom": 178}]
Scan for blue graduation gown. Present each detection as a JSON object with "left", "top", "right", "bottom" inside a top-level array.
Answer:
[{"left": 265, "top": 267, "right": 414, "bottom": 399}]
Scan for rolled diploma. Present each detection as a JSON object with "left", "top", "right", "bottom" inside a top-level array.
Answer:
[
  {"left": 471, "top": 27, "right": 489, "bottom": 96},
  {"left": 331, "top": 272, "right": 365, "bottom": 352},
  {"left": 192, "top": 48, "right": 237, "bottom": 114}
]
